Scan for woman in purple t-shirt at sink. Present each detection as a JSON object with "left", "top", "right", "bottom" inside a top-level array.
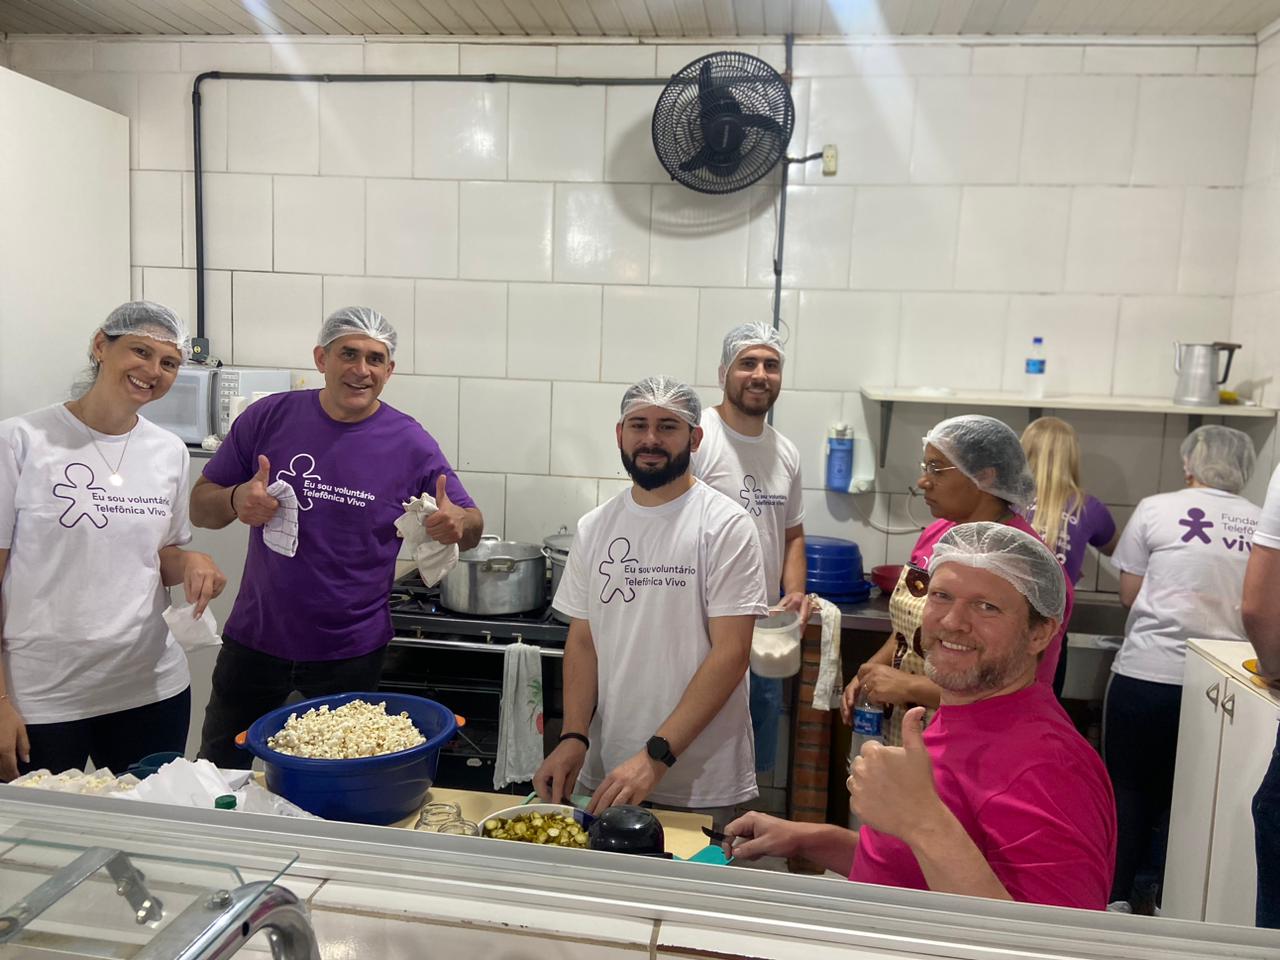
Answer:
[{"left": 1021, "top": 417, "right": 1118, "bottom": 698}]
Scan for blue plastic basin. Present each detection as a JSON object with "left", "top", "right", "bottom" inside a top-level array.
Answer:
[{"left": 239, "top": 692, "right": 459, "bottom": 825}]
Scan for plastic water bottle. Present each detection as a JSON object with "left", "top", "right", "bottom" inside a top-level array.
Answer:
[
  {"left": 1024, "top": 336, "right": 1046, "bottom": 400},
  {"left": 826, "top": 423, "right": 854, "bottom": 492},
  {"left": 847, "top": 690, "right": 884, "bottom": 828}
]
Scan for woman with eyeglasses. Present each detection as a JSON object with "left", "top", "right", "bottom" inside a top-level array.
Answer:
[{"left": 840, "top": 414, "right": 1074, "bottom": 746}]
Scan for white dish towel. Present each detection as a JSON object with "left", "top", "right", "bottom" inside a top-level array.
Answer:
[
  {"left": 395, "top": 492, "right": 460, "bottom": 586},
  {"left": 493, "top": 640, "right": 545, "bottom": 790},
  {"left": 262, "top": 479, "right": 299, "bottom": 558},
  {"left": 809, "top": 594, "right": 845, "bottom": 711}
]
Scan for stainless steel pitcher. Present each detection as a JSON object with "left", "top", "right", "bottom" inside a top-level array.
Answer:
[{"left": 1172, "top": 341, "right": 1241, "bottom": 407}]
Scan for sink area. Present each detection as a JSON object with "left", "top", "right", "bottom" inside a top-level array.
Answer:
[{"left": 1067, "top": 594, "right": 1127, "bottom": 637}]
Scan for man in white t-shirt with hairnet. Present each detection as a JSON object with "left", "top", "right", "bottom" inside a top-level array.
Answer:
[
  {"left": 533, "top": 376, "right": 768, "bottom": 825},
  {"left": 693, "top": 321, "right": 806, "bottom": 776}
]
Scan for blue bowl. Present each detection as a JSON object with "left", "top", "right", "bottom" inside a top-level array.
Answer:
[
  {"left": 239, "top": 692, "right": 459, "bottom": 825},
  {"left": 126, "top": 751, "right": 183, "bottom": 779}
]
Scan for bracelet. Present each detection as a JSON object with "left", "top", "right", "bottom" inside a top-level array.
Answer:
[
  {"left": 229, "top": 482, "right": 242, "bottom": 513},
  {"left": 558, "top": 731, "right": 589, "bottom": 750}
]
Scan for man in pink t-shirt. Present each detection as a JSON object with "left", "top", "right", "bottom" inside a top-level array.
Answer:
[{"left": 725, "top": 523, "right": 1116, "bottom": 910}]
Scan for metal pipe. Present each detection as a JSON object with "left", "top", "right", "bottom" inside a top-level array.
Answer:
[{"left": 134, "top": 881, "right": 319, "bottom": 960}]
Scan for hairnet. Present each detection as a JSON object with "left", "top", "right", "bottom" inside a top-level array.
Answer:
[
  {"left": 924, "top": 415, "right": 1036, "bottom": 508},
  {"left": 1180, "top": 425, "right": 1256, "bottom": 494},
  {"left": 931, "top": 522, "right": 1066, "bottom": 621},
  {"left": 318, "top": 306, "right": 398, "bottom": 357},
  {"left": 101, "top": 300, "right": 191, "bottom": 360},
  {"left": 718, "top": 321, "right": 786, "bottom": 387},
  {"left": 619, "top": 375, "right": 702, "bottom": 428}
]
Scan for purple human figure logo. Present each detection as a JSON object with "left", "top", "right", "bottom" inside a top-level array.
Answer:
[
  {"left": 52, "top": 463, "right": 108, "bottom": 529},
  {"left": 599, "top": 537, "right": 639, "bottom": 603},
  {"left": 1179, "top": 507, "right": 1214, "bottom": 544}
]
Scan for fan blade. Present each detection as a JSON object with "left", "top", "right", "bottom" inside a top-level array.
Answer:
[
  {"left": 697, "top": 60, "right": 713, "bottom": 96},
  {"left": 707, "top": 153, "right": 743, "bottom": 179},
  {"left": 678, "top": 145, "right": 714, "bottom": 173},
  {"left": 737, "top": 113, "right": 784, "bottom": 139}
]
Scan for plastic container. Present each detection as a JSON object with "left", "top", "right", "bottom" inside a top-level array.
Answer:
[
  {"left": 826, "top": 424, "right": 854, "bottom": 492},
  {"left": 805, "top": 536, "right": 872, "bottom": 602},
  {"left": 869, "top": 564, "right": 903, "bottom": 594},
  {"left": 127, "top": 751, "right": 183, "bottom": 780},
  {"left": 1025, "top": 336, "right": 1046, "bottom": 400},
  {"left": 237, "top": 692, "right": 460, "bottom": 825},
  {"left": 750, "top": 611, "right": 803, "bottom": 678}
]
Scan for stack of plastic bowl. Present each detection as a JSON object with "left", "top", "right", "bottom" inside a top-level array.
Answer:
[{"left": 804, "top": 536, "right": 872, "bottom": 603}]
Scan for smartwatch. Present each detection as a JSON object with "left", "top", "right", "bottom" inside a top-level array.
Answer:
[{"left": 646, "top": 735, "right": 677, "bottom": 768}]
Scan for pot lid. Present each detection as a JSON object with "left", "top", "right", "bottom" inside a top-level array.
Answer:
[{"left": 543, "top": 527, "right": 575, "bottom": 554}]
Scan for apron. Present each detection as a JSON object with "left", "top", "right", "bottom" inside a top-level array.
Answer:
[{"left": 885, "top": 565, "right": 933, "bottom": 746}]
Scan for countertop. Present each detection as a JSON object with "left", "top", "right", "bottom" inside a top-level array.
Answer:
[
  {"left": 1189, "top": 638, "right": 1280, "bottom": 704},
  {"left": 404, "top": 787, "right": 713, "bottom": 860}
]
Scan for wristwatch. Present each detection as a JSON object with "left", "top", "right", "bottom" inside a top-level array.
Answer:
[{"left": 646, "top": 735, "right": 677, "bottom": 768}]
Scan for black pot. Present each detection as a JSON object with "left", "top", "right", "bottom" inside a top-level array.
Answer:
[{"left": 587, "top": 805, "right": 666, "bottom": 857}]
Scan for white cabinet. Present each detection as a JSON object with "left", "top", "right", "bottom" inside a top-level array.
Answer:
[{"left": 1165, "top": 640, "right": 1280, "bottom": 925}]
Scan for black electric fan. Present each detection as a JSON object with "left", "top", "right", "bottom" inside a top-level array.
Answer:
[{"left": 652, "top": 51, "right": 796, "bottom": 195}]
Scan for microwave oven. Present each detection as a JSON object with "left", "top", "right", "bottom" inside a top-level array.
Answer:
[{"left": 144, "top": 365, "right": 292, "bottom": 444}]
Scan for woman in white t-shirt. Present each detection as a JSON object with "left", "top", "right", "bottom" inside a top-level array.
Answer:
[
  {"left": 1106, "top": 425, "right": 1260, "bottom": 913},
  {"left": 0, "top": 302, "right": 227, "bottom": 780}
]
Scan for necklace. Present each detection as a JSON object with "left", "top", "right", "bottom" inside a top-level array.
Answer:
[{"left": 70, "top": 402, "right": 134, "bottom": 487}]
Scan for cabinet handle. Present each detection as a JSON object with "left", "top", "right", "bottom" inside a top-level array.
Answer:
[
  {"left": 1222, "top": 692, "right": 1236, "bottom": 722},
  {"left": 1205, "top": 682, "right": 1220, "bottom": 710}
]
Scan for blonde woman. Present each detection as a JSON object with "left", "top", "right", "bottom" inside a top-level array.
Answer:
[{"left": 1021, "top": 417, "right": 1116, "bottom": 698}]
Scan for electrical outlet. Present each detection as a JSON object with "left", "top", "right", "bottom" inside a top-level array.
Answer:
[{"left": 821, "top": 144, "right": 838, "bottom": 176}]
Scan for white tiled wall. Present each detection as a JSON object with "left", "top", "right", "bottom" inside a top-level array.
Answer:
[
  {"left": 10, "top": 34, "right": 1279, "bottom": 582},
  {"left": 1234, "top": 31, "right": 1280, "bottom": 411}
]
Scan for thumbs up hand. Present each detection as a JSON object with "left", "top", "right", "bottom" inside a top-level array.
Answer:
[
  {"left": 424, "top": 473, "right": 466, "bottom": 545},
  {"left": 232, "top": 455, "right": 280, "bottom": 527},
  {"left": 848, "top": 706, "right": 943, "bottom": 841}
]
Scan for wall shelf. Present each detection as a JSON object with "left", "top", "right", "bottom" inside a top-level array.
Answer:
[{"left": 859, "top": 387, "right": 1277, "bottom": 469}]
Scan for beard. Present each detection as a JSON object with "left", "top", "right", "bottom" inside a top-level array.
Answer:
[
  {"left": 922, "top": 631, "right": 1032, "bottom": 695},
  {"left": 621, "top": 441, "right": 693, "bottom": 491},
  {"left": 726, "top": 379, "right": 779, "bottom": 417}
]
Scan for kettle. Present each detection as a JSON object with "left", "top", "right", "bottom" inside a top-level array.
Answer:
[{"left": 1172, "top": 341, "right": 1241, "bottom": 407}]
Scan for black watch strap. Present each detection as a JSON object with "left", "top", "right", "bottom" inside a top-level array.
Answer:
[{"left": 559, "top": 731, "right": 590, "bottom": 749}]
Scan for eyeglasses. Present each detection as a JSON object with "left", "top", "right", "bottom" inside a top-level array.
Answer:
[{"left": 919, "top": 461, "right": 959, "bottom": 477}]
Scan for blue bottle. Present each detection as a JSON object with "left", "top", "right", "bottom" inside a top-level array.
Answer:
[{"left": 826, "top": 423, "right": 854, "bottom": 492}]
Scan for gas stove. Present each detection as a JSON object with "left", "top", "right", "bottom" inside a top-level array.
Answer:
[{"left": 388, "top": 569, "right": 569, "bottom": 647}]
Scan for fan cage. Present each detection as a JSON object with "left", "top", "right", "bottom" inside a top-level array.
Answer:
[{"left": 652, "top": 51, "right": 796, "bottom": 195}]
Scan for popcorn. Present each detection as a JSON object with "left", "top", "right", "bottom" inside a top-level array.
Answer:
[{"left": 266, "top": 699, "right": 426, "bottom": 760}]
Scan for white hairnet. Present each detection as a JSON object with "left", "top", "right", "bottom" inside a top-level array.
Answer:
[
  {"left": 931, "top": 522, "right": 1066, "bottom": 622},
  {"left": 619, "top": 375, "right": 702, "bottom": 427},
  {"left": 318, "top": 306, "right": 398, "bottom": 356},
  {"left": 718, "top": 321, "right": 786, "bottom": 387},
  {"left": 924, "top": 415, "right": 1036, "bottom": 508},
  {"left": 71, "top": 300, "right": 191, "bottom": 399},
  {"left": 1180, "top": 425, "right": 1256, "bottom": 494},
  {"left": 102, "top": 300, "right": 191, "bottom": 360}
]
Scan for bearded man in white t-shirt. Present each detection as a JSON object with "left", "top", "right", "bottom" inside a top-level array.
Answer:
[
  {"left": 693, "top": 322, "right": 807, "bottom": 775},
  {"left": 533, "top": 376, "right": 768, "bottom": 822}
]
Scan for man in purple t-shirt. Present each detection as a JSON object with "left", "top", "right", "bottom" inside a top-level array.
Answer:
[
  {"left": 190, "top": 307, "right": 483, "bottom": 767},
  {"left": 723, "top": 524, "right": 1116, "bottom": 910}
]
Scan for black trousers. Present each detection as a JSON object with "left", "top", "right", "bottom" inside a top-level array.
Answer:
[
  {"left": 198, "top": 635, "right": 388, "bottom": 769},
  {"left": 1103, "top": 672, "right": 1182, "bottom": 905},
  {"left": 20, "top": 687, "right": 191, "bottom": 775},
  {"left": 1256, "top": 727, "right": 1280, "bottom": 928}
]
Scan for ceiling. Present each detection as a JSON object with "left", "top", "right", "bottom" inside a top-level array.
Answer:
[{"left": 3, "top": 0, "right": 1280, "bottom": 38}]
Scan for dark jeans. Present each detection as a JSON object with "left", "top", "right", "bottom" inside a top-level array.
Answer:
[
  {"left": 20, "top": 687, "right": 191, "bottom": 775},
  {"left": 749, "top": 671, "right": 783, "bottom": 773},
  {"left": 1255, "top": 726, "right": 1280, "bottom": 928},
  {"left": 198, "top": 635, "right": 388, "bottom": 769},
  {"left": 1103, "top": 672, "right": 1182, "bottom": 906}
]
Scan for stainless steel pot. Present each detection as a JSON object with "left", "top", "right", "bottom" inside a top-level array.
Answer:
[
  {"left": 543, "top": 529, "right": 574, "bottom": 624},
  {"left": 440, "top": 535, "right": 546, "bottom": 615}
]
